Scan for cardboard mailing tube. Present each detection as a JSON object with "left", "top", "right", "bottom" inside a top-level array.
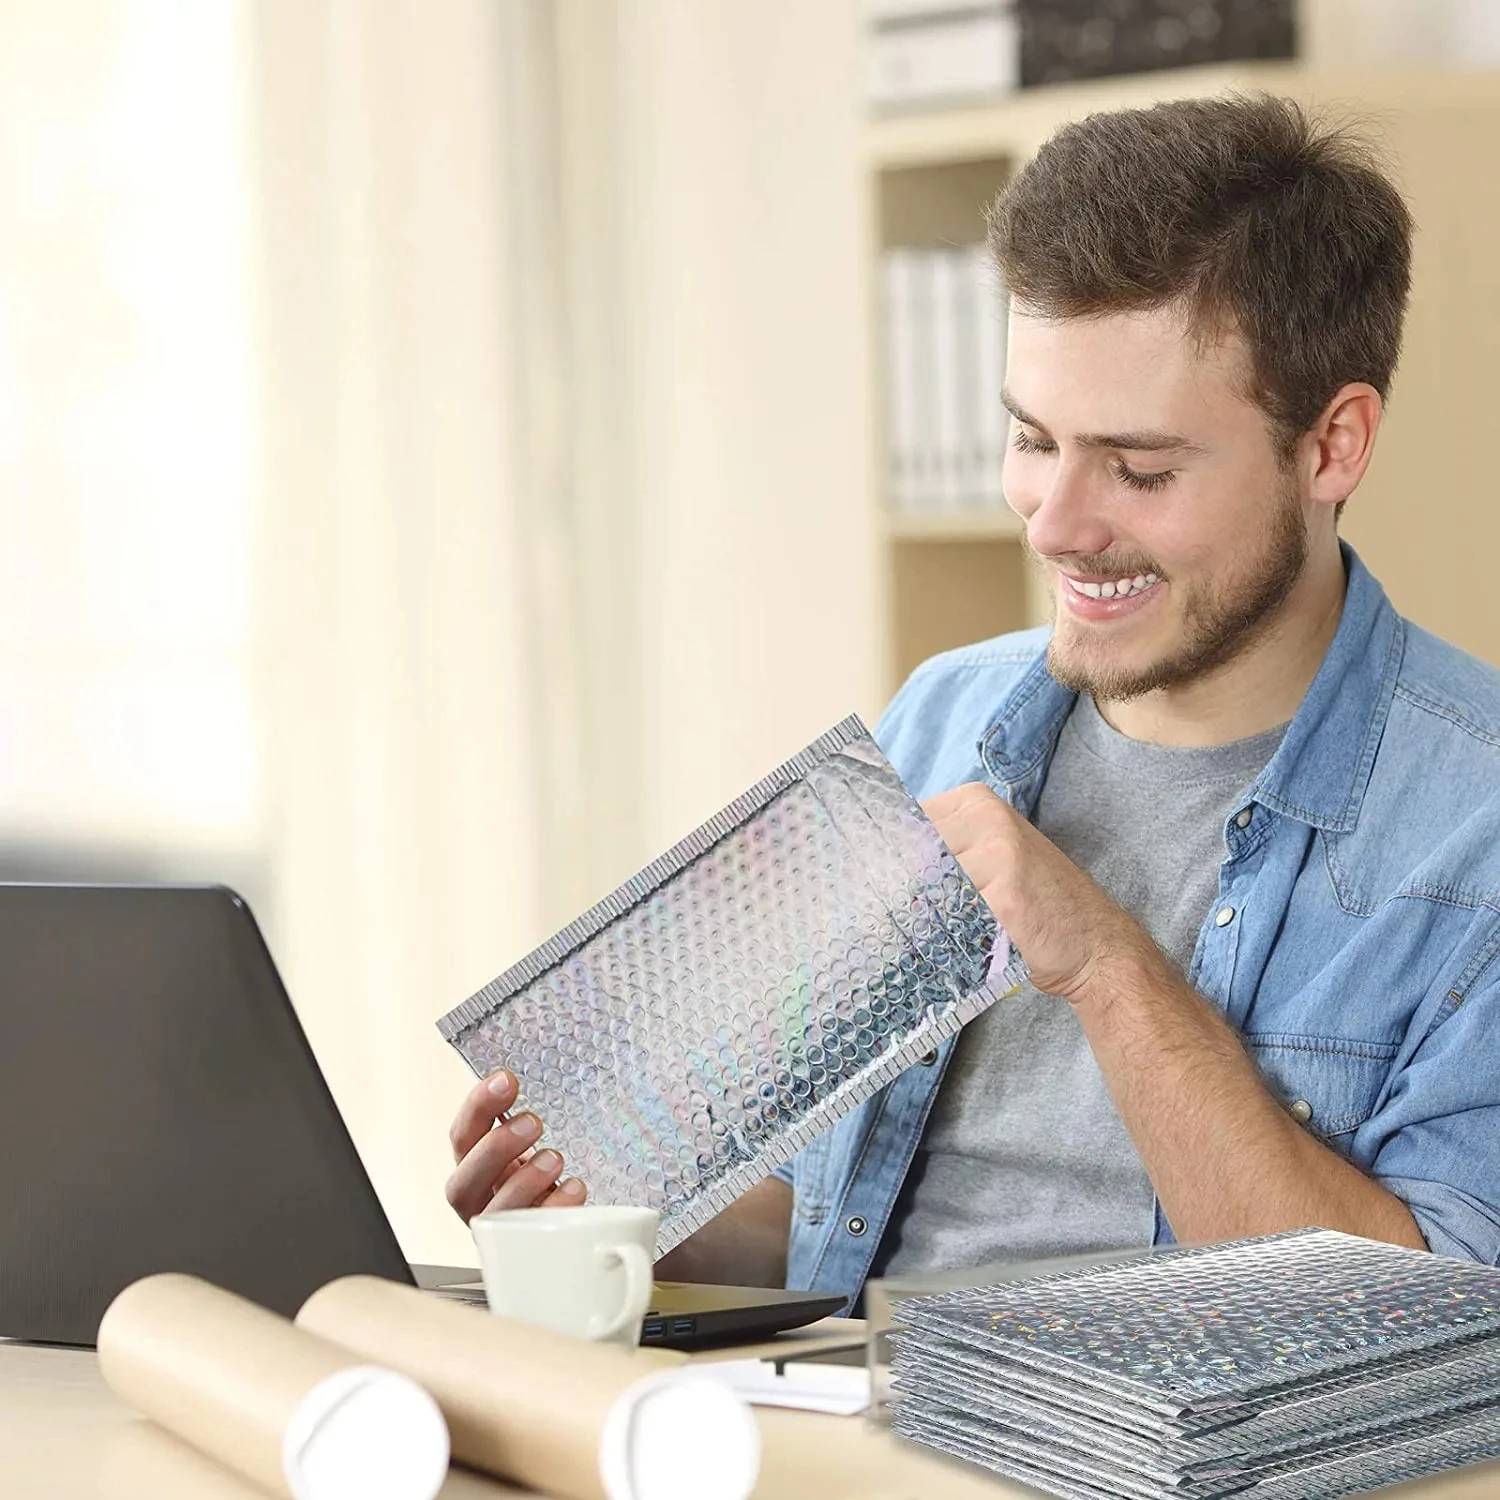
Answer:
[
  {"left": 97, "top": 1420, "right": 532, "bottom": 1500},
  {"left": 297, "top": 1275, "right": 760, "bottom": 1500},
  {"left": 97, "top": 1274, "right": 450, "bottom": 1500}
]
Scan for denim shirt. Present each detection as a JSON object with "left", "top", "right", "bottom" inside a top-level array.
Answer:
[{"left": 777, "top": 544, "right": 1500, "bottom": 1304}]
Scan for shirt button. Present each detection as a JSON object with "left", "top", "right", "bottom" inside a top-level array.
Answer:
[
  {"left": 1215, "top": 906, "right": 1236, "bottom": 927},
  {"left": 1235, "top": 808, "right": 1253, "bottom": 829},
  {"left": 1289, "top": 1099, "right": 1314, "bottom": 1125},
  {"left": 846, "top": 1215, "right": 868, "bottom": 1237}
]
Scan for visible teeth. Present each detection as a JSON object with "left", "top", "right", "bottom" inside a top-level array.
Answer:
[{"left": 1069, "top": 572, "right": 1161, "bottom": 600}]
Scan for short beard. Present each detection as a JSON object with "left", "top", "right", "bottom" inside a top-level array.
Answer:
[{"left": 1039, "top": 477, "right": 1309, "bottom": 704}]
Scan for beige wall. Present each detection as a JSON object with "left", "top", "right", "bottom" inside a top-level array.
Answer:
[
  {"left": 1302, "top": 0, "right": 1500, "bottom": 67},
  {"left": 1333, "top": 88, "right": 1500, "bottom": 660},
  {"left": 617, "top": 3, "right": 883, "bottom": 853},
  {"left": 1298, "top": 8, "right": 1500, "bottom": 664},
  {"left": 252, "top": 0, "right": 877, "bottom": 1264}
]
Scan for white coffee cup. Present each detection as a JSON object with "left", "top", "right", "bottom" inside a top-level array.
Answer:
[{"left": 470, "top": 1204, "right": 659, "bottom": 1350}]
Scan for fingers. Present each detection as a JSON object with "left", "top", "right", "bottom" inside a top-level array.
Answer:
[
  {"left": 923, "top": 781, "right": 993, "bottom": 814},
  {"left": 478, "top": 1148, "right": 572, "bottom": 1214},
  {"left": 445, "top": 1109, "right": 544, "bottom": 1222},
  {"left": 924, "top": 783, "right": 1020, "bottom": 868},
  {"left": 539, "top": 1176, "right": 588, "bottom": 1209},
  {"left": 445, "top": 1067, "right": 589, "bottom": 1222},
  {"left": 449, "top": 1069, "right": 519, "bottom": 1164},
  {"left": 923, "top": 781, "right": 1008, "bottom": 833}
]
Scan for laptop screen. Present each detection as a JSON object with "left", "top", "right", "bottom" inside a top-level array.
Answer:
[{"left": 0, "top": 884, "right": 411, "bottom": 1345}]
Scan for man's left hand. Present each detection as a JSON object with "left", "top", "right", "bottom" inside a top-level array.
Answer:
[{"left": 924, "top": 782, "right": 1158, "bottom": 1004}]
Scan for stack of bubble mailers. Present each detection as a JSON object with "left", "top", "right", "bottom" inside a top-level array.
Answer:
[
  {"left": 889, "top": 1228, "right": 1500, "bottom": 1500},
  {"left": 438, "top": 714, "right": 1028, "bottom": 1255}
]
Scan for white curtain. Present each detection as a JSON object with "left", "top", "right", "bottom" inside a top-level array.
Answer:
[
  {"left": 255, "top": 0, "right": 876, "bottom": 1262},
  {"left": 0, "top": 1, "right": 259, "bottom": 876},
  {"left": 252, "top": 0, "right": 567, "bottom": 1262},
  {"left": 4, "top": 0, "right": 874, "bottom": 1265}
]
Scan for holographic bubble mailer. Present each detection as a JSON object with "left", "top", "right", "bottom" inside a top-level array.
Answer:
[
  {"left": 438, "top": 714, "right": 1027, "bottom": 1255},
  {"left": 888, "top": 1229, "right": 1500, "bottom": 1500}
]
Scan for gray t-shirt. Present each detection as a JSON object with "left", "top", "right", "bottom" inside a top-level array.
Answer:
[{"left": 877, "top": 695, "right": 1286, "bottom": 1277}]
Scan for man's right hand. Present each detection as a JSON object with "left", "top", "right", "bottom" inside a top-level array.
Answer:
[{"left": 445, "top": 1068, "right": 588, "bottom": 1223}]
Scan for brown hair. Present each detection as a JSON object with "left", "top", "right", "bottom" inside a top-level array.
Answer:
[{"left": 987, "top": 94, "right": 1413, "bottom": 454}]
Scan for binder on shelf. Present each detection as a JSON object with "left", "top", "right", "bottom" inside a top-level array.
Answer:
[
  {"left": 880, "top": 244, "right": 1009, "bottom": 520},
  {"left": 951, "top": 250, "right": 980, "bottom": 511},
  {"left": 970, "top": 244, "right": 1007, "bottom": 509},
  {"left": 930, "top": 250, "right": 962, "bottom": 512},
  {"left": 908, "top": 251, "right": 938, "bottom": 513},
  {"left": 882, "top": 251, "right": 918, "bottom": 515}
]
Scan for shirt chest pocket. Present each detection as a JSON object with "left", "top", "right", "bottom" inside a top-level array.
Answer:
[{"left": 1244, "top": 1034, "right": 1398, "bottom": 1141}]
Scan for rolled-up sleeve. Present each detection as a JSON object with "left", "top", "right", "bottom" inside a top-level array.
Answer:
[
  {"left": 1363, "top": 979, "right": 1500, "bottom": 1264},
  {"left": 1378, "top": 1175, "right": 1500, "bottom": 1261}
]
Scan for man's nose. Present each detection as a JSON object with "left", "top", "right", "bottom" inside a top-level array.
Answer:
[{"left": 1021, "top": 461, "right": 1114, "bottom": 563}]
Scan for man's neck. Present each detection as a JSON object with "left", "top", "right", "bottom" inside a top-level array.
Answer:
[{"left": 1096, "top": 543, "right": 1347, "bottom": 748}]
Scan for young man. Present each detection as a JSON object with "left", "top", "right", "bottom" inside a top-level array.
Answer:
[{"left": 446, "top": 95, "right": 1500, "bottom": 1302}]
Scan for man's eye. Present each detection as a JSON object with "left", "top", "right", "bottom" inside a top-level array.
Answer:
[
  {"left": 1112, "top": 459, "right": 1175, "bottom": 493},
  {"left": 1012, "top": 429, "right": 1055, "bottom": 455}
]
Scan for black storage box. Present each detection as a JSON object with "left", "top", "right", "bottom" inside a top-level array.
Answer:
[{"left": 1019, "top": 0, "right": 1297, "bottom": 88}]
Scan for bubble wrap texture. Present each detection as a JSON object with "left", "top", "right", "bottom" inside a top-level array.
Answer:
[
  {"left": 889, "top": 1228, "right": 1500, "bottom": 1500},
  {"left": 438, "top": 716, "right": 1027, "bottom": 1255},
  {"left": 893, "top": 1336, "right": 1500, "bottom": 1465},
  {"left": 895, "top": 1403, "right": 1500, "bottom": 1500},
  {"left": 894, "top": 1227, "right": 1500, "bottom": 1408}
]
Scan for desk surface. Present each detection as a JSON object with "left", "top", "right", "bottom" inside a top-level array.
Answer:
[{"left": 5, "top": 1324, "right": 1500, "bottom": 1500}]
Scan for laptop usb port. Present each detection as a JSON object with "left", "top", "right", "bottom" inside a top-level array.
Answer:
[
  {"left": 670, "top": 1318, "right": 696, "bottom": 1336},
  {"left": 642, "top": 1319, "right": 666, "bottom": 1339}
]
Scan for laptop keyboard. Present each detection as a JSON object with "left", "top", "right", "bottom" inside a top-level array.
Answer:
[
  {"left": 426, "top": 1282, "right": 694, "bottom": 1341},
  {"left": 431, "top": 1284, "right": 487, "bottom": 1306}
]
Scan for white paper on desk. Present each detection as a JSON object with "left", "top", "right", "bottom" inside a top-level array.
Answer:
[{"left": 698, "top": 1359, "right": 871, "bottom": 1416}]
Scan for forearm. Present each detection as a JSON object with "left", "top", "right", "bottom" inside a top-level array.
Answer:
[
  {"left": 1076, "top": 940, "right": 1427, "bottom": 1251},
  {"left": 654, "top": 1176, "right": 792, "bottom": 1286}
]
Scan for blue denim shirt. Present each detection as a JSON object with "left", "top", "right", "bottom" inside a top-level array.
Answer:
[{"left": 778, "top": 544, "right": 1500, "bottom": 1303}]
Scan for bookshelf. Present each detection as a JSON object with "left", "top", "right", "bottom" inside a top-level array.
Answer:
[{"left": 867, "top": 62, "right": 1500, "bottom": 695}]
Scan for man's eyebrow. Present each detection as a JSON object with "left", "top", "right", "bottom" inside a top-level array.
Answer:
[{"left": 1000, "top": 390, "right": 1208, "bottom": 456}]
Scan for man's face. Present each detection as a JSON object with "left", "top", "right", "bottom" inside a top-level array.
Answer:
[{"left": 1003, "top": 302, "right": 1310, "bottom": 703}]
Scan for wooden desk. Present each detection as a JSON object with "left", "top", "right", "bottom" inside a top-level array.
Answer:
[{"left": 5, "top": 1327, "right": 1500, "bottom": 1500}]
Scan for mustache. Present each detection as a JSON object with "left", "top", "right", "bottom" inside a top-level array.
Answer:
[{"left": 1023, "top": 536, "right": 1169, "bottom": 582}]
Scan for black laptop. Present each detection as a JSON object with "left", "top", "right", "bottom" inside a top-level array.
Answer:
[{"left": 0, "top": 884, "right": 842, "bottom": 1349}]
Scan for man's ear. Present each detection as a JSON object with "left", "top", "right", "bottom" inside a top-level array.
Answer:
[{"left": 1305, "top": 382, "right": 1383, "bottom": 512}]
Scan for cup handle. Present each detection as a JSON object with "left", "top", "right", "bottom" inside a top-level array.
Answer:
[{"left": 589, "top": 1241, "right": 653, "bottom": 1343}]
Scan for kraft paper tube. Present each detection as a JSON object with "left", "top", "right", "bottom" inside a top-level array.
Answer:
[
  {"left": 297, "top": 1275, "right": 760, "bottom": 1500},
  {"left": 98, "top": 1420, "right": 532, "bottom": 1500},
  {"left": 98, "top": 1274, "right": 451, "bottom": 1500}
]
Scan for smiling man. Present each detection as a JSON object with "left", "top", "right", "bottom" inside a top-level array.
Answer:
[{"left": 447, "top": 94, "right": 1500, "bottom": 1298}]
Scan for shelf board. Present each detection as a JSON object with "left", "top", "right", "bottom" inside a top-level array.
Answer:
[
  {"left": 866, "top": 65, "right": 1500, "bottom": 172},
  {"left": 867, "top": 61, "right": 1304, "bottom": 169},
  {"left": 887, "top": 509, "right": 1024, "bottom": 542}
]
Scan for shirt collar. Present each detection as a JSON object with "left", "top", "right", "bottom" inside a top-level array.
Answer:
[
  {"left": 978, "top": 543, "right": 1404, "bottom": 834},
  {"left": 1254, "top": 543, "right": 1404, "bottom": 832}
]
